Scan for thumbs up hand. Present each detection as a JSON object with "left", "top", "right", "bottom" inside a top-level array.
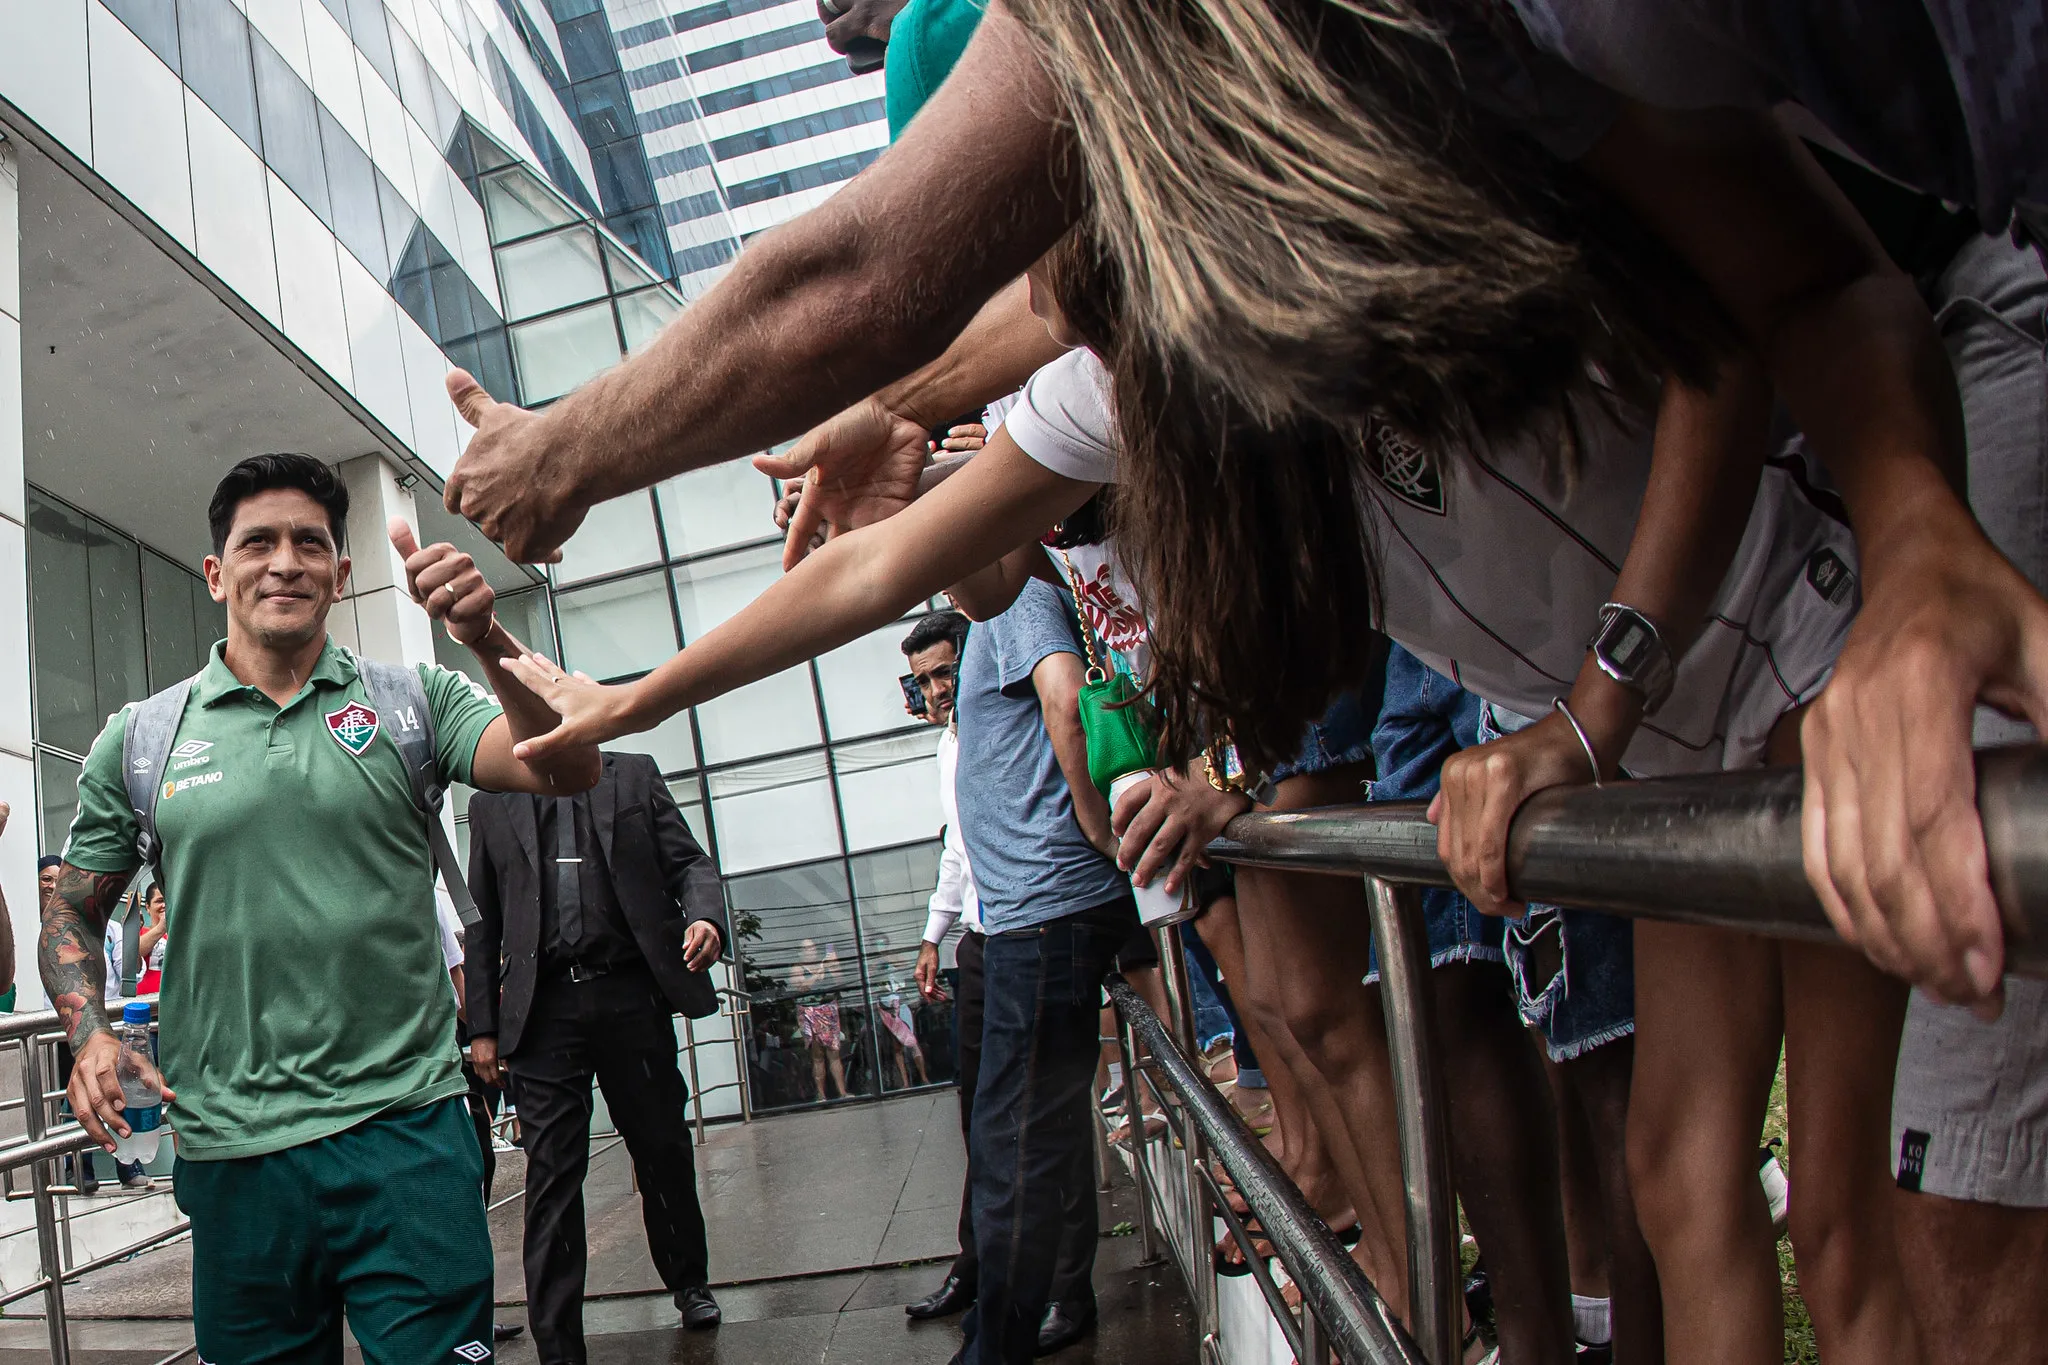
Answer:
[
  {"left": 441, "top": 369, "right": 582, "bottom": 564},
  {"left": 389, "top": 518, "right": 496, "bottom": 647}
]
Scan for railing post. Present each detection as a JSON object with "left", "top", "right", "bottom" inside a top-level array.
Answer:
[
  {"left": 22, "top": 1037, "right": 72, "bottom": 1365},
  {"left": 682, "top": 1014, "right": 707, "bottom": 1147},
  {"left": 1160, "top": 924, "right": 1219, "bottom": 1344},
  {"left": 1114, "top": 1011, "right": 1161, "bottom": 1267},
  {"left": 1366, "top": 879, "right": 1459, "bottom": 1365}
]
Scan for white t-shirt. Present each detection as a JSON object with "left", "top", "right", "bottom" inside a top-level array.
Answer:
[
  {"left": 923, "top": 725, "right": 983, "bottom": 945},
  {"left": 1005, "top": 347, "right": 1860, "bottom": 777},
  {"left": 434, "top": 884, "right": 464, "bottom": 972}
]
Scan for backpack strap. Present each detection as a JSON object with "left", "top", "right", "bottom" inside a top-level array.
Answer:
[
  {"left": 121, "top": 678, "right": 195, "bottom": 876},
  {"left": 359, "top": 660, "right": 480, "bottom": 929}
]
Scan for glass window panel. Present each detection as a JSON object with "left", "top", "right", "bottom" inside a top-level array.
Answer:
[
  {"left": 553, "top": 493, "right": 662, "bottom": 585},
  {"left": 388, "top": 22, "right": 436, "bottom": 123},
  {"left": 693, "top": 668, "right": 821, "bottom": 766},
  {"left": 320, "top": 106, "right": 389, "bottom": 276},
  {"left": 481, "top": 168, "right": 576, "bottom": 243},
  {"left": 39, "top": 750, "right": 83, "bottom": 859},
  {"left": 497, "top": 585, "right": 557, "bottom": 660},
  {"left": 572, "top": 73, "right": 636, "bottom": 146},
  {"left": 724, "top": 857, "right": 874, "bottom": 1108},
  {"left": 816, "top": 622, "right": 932, "bottom": 741},
  {"left": 666, "top": 775, "right": 710, "bottom": 847},
  {"left": 655, "top": 464, "right": 777, "bottom": 557},
  {"left": 510, "top": 301, "right": 622, "bottom": 403},
  {"left": 554, "top": 570, "right": 677, "bottom": 682},
  {"left": 706, "top": 753, "right": 840, "bottom": 875},
  {"left": 616, "top": 286, "right": 681, "bottom": 354},
  {"left": 611, "top": 708, "right": 698, "bottom": 775},
  {"left": 178, "top": 0, "right": 261, "bottom": 150},
  {"left": 853, "top": 842, "right": 950, "bottom": 1091},
  {"left": 102, "top": 0, "right": 181, "bottom": 71},
  {"left": 374, "top": 168, "right": 421, "bottom": 275},
  {"left": 670, "top": 542, "right": 781, "bottom": 638},
  {"left": 556, "top": 11, "right": 619, "bottom": 79},
  {"left": 142, "top": 552, "right": 204, "bottom": 691},
  {"left": 603, "top": 239, "right": 659, "bottom": 291},
  {"left": 346, "top": 0, "right": 398, "bottom": 90},
  {"left": 834, "top": 730, "right": 943, "bottom": 852},
  {"left": 27, "top": 496, "right": 147, "bottom": 757},
  {"left": 252, "top": 30, "right": 330, "bottom": 220},
  {"left": 496, "top": 226, "right": 607, "bottom": 321}
]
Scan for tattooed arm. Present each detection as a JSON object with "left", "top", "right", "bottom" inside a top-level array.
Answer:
[{"left": 40, "top": 862, "right": 168, "bottom": 1150}]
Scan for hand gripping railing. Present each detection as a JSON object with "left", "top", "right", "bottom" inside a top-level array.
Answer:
[{"left": 1102, "top": 745, "right": 2048, "bottom": 1365}]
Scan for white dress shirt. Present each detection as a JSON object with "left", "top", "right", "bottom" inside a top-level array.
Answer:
[{"left": 922, "top": 724, "right": 982, "bottom": 944}]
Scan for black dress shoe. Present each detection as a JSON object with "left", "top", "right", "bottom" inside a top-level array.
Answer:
[
  {"left": 905, "top": 1274, "right": 975, "bottom": 1319},
  {"left": 492, "top": 1323, "right": 525, "bottom": 1343},
  {"left": 1035, "top": 1301, "right": 1097, "bottom": 1356},
  {"left": 676, "top": 1284, "right": 722, "bottom": 1329}
]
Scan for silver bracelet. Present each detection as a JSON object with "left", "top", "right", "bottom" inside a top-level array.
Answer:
[{"left": 1553, "top": 698, "right": 1604, "bottom": 788}]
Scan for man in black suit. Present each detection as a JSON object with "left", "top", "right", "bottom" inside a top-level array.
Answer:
[{"left": 465, "top": 750, "right": 729, "bottom": 1362}]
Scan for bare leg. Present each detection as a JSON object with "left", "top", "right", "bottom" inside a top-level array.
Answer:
[
  {"left": 1560, "top": 1039, "right": 1664, "bottom": 1365},
  {"left": 827, "top": 1045, "right": 850, "bottom": 1098},
  {"left": 1628, "top": 922, "right": 1784, "bottom": 1365},
  {"left": 1544, "top": 1050, "right": 1612, "bottom": 1296},
  {"left": 1428, "top": 961, "right": 1574, "bottom": 1365},
  {"left": 1780, "top": 940, "right": 1918, "bottom": 1363},
  {"left": 1896, "top": 1194, "right": 2048, "bottom": 1361}
]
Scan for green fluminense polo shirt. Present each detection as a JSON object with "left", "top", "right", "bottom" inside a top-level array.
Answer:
[{"left": 64, "top": 638, "right": 502, "bottom": 1161}]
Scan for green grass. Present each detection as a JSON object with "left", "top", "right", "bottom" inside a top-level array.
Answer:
[{"left": 1763, "top": 1049, "right": 1819, "bottom": 1364}]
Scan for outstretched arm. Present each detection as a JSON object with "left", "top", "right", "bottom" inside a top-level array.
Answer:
[
  {"left": 501, "top": 437, "right": 1100, "bottom": 761},
  {"left": 444, "top": 4, "right": 1079, "bottom": 562}
]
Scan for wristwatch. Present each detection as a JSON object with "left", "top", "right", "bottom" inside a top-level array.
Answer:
[{"left": 1590, "top": 603, "right": 1675, "bottom": 714}]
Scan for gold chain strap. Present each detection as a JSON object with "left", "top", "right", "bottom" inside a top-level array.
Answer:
[{"left": 1057, "top": 550, "right": 1108, "bottom": 683}]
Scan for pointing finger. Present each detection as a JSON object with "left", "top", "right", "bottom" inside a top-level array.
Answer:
[{"left": 445, "top": 368, "right": 495, "bottom": 431}]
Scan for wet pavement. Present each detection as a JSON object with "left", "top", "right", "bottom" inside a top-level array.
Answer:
[{"left": 0, "top": 1092, "right": 1197, "bottom": 1364}]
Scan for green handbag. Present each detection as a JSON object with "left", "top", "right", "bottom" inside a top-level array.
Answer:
[{"left": 1060, "top": 553, "right": 1161, "bottom": 794}]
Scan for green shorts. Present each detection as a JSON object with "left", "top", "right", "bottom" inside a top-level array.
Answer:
[{"left": 175, "top": 1097, "right": 493, "bottom": 1364}]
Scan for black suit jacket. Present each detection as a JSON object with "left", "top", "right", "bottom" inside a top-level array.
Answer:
[{"left": 466, "top": 751, "right": 729, "bottom": 1055}]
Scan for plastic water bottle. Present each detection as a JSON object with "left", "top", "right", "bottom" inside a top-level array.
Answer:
[{"left": 108, "top": 1001, "right": 162, "bottom": 1165}]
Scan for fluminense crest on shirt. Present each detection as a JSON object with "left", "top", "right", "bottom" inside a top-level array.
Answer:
[
  {"left": 1365, "top": 416, "right": 1446, "bottom": 515},
  {"left": 325, "top": 700, "right": 381, "bottom": 757}
]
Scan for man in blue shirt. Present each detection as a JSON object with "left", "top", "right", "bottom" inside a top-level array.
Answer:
[{"left": 951, "top": 576, "right": 1138, "bottom": 1364}]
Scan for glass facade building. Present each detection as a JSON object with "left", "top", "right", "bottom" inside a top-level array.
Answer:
[
  {"left": 0, "top": 0, "right": 927, "bottom": 1117},
  {"left": 597, "top": 0, "right": 889, "bottom": 296}
]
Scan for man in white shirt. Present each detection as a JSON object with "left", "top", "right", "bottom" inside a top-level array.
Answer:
[{"left": 899, "top": 610, "right": 986, "bottom": 1322}]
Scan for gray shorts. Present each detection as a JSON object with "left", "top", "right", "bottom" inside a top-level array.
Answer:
[{"left": 1890, "top": 228, "right": 2048, "bottom": 1206}]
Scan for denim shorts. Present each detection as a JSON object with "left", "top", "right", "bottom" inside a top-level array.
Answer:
[
  {"left": 1362, "top": 645, "right": 1504, "bottom": 983},
  {"left": 1471, "top": 698, "right": 1636, "bottom": 1059},
  {"left": 1270, "top": 686, "right": 1384, "bottom": 782}
]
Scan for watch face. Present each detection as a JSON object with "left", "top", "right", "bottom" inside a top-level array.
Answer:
[{"left": 1608, "top": 619, "right": 1651, "bottom": 674}]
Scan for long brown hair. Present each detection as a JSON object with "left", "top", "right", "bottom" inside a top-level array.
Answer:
[{"left": 1011, "top": 0, "right": 1732, "bottom": 767}]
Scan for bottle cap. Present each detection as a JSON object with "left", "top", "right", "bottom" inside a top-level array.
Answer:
[{"left": 122, "top": 1001, "right": 153, "bottom": 1026}]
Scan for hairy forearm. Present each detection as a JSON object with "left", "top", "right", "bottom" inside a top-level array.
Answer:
[
  {"left": 540, "top": 10, "right": 1075, "bottom": 507},
  {"left": 39, "top": 865, "right": 132, "bottom": 1050}
]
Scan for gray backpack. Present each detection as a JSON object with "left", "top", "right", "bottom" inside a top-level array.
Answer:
[{"left": 120, "top": 658, "right": 479, "bottom": 928}]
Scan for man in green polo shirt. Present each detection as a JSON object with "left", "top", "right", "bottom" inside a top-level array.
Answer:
[{"left": 39, "top": 453, "right": 600, "bottom": 1364}]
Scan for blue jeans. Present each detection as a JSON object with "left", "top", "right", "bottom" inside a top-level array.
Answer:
[
  {"left": 958, "top": 894, "right": 1139, "bottom": 1364},
  {"left": 1365, "top": 645, "right": 1505, "bottom": 981}
]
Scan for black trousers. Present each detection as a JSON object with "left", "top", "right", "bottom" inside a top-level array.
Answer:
[
  {"left": 509, "top": 971, "right": 710, "bottom": 1365},
  {"left": 950, "top": 930, "right": 987, "bottom": 1287}
]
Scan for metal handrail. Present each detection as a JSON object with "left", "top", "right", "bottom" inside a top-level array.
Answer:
[{"left": 1095, "top": 745, "right": 2048, "bottom": 1365}]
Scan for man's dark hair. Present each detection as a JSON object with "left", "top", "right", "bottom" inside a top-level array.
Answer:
[
  {"left": 207, "top": 454, "right": 349, "bottom": 556},
  {"left": 901, "top": 610, "right": 969, "bottom": 659}
]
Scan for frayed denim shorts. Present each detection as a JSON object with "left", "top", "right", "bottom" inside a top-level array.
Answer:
[
  {"left": 1363, "top": 646, "right": 1505, "bottom": 983},
  {"left": 1475, "top": 698, "right": 1637, "bottom": 1060},
  {"left": 1270, "top": 686, "right": 1381, "bottom": 783}
]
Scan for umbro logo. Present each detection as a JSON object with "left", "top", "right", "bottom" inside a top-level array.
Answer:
[
  {"left": 171, "top": 740, "right": 213, "bottom": 760},
  {"left": 453, "top": 1342, "right": 492, "bottom": 1361}
]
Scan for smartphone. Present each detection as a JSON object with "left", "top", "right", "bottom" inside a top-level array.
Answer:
[
  {"left": 899, "top": 673, "right": 927, "bottom": 717},
  {"left": 843, "top": 36, "right": 886, "bottom": 74}
]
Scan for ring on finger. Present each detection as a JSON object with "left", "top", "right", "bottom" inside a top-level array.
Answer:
[{"left": 442, "top": 582, "right": 460, "bottom": 600}]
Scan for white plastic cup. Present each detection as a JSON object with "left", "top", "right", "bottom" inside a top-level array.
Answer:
[{"left": 1108, "top": 771, "right": 1199, "bottom": 927}]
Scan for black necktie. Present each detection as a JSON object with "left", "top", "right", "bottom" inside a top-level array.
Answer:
[{"left": 554, "top": 795, "right": 584, "bottom": 951}]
